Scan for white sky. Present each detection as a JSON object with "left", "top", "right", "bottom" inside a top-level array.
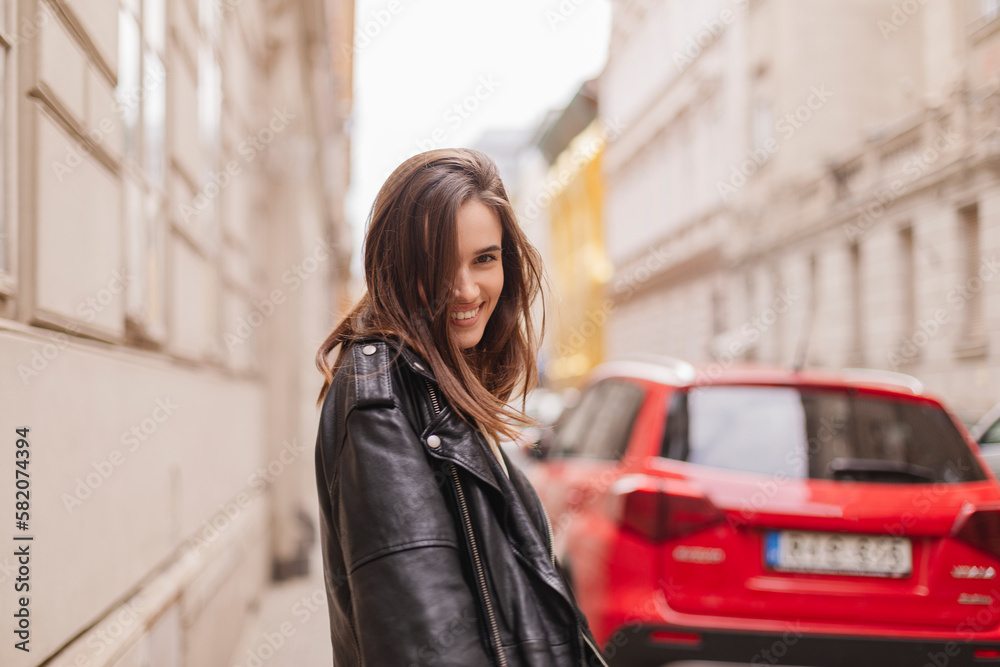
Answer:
[{"left": 347, "top": 0, "right": 612, "bottom": 279}]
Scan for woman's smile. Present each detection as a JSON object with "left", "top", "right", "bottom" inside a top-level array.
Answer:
[{"left": 450, "top": 302, "right": 484, "bottom": 326}]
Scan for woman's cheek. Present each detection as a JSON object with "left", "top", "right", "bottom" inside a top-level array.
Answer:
[{"left": 492, "top": 267, "right": 504, "bottom": 297}]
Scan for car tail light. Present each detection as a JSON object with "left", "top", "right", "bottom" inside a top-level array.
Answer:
[
  {"left": 613, "top": 475, "right": 724, "bottom": 542},
  {"left": 952, "top": 504, "right": 1000, "bottom": 560},
  {"left": 974, "top": 648, "right": 1000, "bottom": 660}
]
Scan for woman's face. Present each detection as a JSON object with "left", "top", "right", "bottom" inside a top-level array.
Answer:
[{"left": 448, "top": 200, "right": 504, "bottom": 350}]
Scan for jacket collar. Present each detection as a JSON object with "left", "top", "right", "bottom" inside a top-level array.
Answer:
[
  {"left": 356, "top": 334, "right": 440, "bottom": 386},
  {"left": 420, "top": 401, "right": 503, "bottom": 493},
  {"left": 355, "top": 336, "right": 502, "bottom": 492},
  {"left": 397, "top": 344, "right": 438, "bottom": 384},
  {"left": 354, "top": 336, "right": 542, "bottom": 508}
]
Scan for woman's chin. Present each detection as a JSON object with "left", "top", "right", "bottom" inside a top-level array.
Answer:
[{"left": 450, "top": 325, "right": 484, "bottom": 350}]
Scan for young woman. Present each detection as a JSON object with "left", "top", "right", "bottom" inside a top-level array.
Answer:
[{"left": 313, "top": 148, "right": 609, "bottom": 666}]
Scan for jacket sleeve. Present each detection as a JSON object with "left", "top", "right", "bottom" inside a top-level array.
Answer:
[{"left": 325, "top": 399, "right": 494, "bottom": 667}]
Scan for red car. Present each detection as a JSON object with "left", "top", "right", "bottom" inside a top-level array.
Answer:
[{"left": 528, "top": 359, "right": 1000, "bottom": 666}]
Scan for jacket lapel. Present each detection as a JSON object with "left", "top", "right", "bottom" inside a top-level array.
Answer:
[
  {"left": 487, "top": 445, "right": 576, "bottom": 602},
  {"left": 394, "top": 339, "right": 501, "bottom": 493},
  {"left": 388, "top": 337, "right": 571, "bottom": 599},
  {"left": 420, "top": 402, "right": 502, "bottom": 494}
]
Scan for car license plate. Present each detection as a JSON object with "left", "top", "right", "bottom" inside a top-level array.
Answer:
[{"left": 764, "top": 531, "right": 912, "bottom": 577}]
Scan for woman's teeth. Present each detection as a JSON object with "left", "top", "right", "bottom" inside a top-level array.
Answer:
[{"left": 450, "top": 304, "right": 481, "bottom": 320}]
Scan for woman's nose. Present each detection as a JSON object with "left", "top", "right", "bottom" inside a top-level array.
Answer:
[{"left": 452, "top": 269, "right": 478, "bottom": 302}]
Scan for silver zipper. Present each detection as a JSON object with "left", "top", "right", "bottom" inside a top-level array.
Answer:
[
  {"left": 424, "top": 375, "right": 441, "bottom": 415},
  {"left": 539, "top": 499, "right": 557, "bottom": 567},
  {"left": 450, "top": 463, "right": 508, "bottom": 667},
  {"left": 423, "top": 378, "right": 508, "bottom": 667},
  {"left": 583, "top": 632, "right": 611, "bottom": 667}
]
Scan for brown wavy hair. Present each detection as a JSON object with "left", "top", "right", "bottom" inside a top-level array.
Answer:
[{"left": 314, "top": 148, "right": 546, "bottom": 444}]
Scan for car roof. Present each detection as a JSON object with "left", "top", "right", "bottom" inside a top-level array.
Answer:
[{"left": 586, "top": 359, "right": 930, "bottom": 399}]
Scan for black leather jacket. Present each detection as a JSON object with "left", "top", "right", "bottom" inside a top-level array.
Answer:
[{"left": 314, "top": 336, "right": 608, "bottom": 666}]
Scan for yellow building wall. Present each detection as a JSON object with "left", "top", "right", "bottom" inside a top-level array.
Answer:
[{"left": 545, "top": 122, "right": 612, "bottom": 388}]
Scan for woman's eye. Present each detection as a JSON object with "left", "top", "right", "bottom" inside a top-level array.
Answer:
[{"left": 476, "top": 253, "right": 499, "bottom": 264}]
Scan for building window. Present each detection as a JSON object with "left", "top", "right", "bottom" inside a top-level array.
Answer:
[
  {"left": 0, "top": 2, "right": 10, "bottom": 288},
  {"left": 678, "top": 117, "right": 693, "bottom": 220},
  {"left": 119, "top": 0, "right": 168, "bottom": 344},
  {"left": 849, "top": 242, "right": 864, "bottom": 364},
  {"left": 198, "top": 0, "right": 222, "bottom": 227},
  {"left": 899, "top": 226, "right": 916, "bottom": 338},
  {"left": 145, "top": 0, "right": 166, "bottom": 187},
  {"left": 712, "top": 284, "right": 726, "bottom": 337},
  {"left": 751, "top": 65, "right": 774, "bottom": 158},
  {"left": 752, "top": 98, "right": 774, "bottom": 155},
  {"left": 957, "top": 203, "right": 987, "bottom": 354},
  {"left": 962, "top": 204, "right": 983, "bottom": 334},
  {"left": 771, "top": 264, "right": 784, "bottom": 362},
  {"left": 809, "top": 253, "right": 819, "bottom": 315},
  {"left": 796, "top": 253, "right": 820, "bottom": 368},
  {"left": 744, "top": 271, "right": 757, "bottom": 362},
  {"left": 197, "top": 0, "right": 224, "bottom": 361}
]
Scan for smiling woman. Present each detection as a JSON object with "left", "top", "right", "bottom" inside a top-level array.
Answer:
[
  {"left": 312, "top": 148, "right": 610, "bottom": 666},
  {"left": 317, "top": 149, "right": 545, "bottom": 446},
  {"left": 447, "top": 200, "right": 505, "bottom": 350}
]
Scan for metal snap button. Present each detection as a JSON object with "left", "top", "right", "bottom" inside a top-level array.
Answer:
[
  {"left": 426, "top": 435, "right": 441, "bottom": 448},
  {"left": 362, "top": 345, "right": 376, "bottom": 355}
]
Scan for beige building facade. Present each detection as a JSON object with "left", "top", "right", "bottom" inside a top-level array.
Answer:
[
  {"left": 601, "top": 0, "right": 1000, "bottom": 421},
  {"left": 0, "top": 0, "right": 353, "bottom": 665}
]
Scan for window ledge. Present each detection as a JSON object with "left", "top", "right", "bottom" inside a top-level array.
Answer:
[
  {"left": 124, "top": 315, "right": 166, "bottom": 351},
  {"left": 954, "top": 333, "right": 989, "bottom": 359},
  {"left": 969, "top": 12, "right": 1000, "bottom": 44}
]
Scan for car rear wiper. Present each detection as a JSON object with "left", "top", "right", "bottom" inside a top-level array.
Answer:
[{"left": 828, "top": 458, "right": 936, "bottom": 483}]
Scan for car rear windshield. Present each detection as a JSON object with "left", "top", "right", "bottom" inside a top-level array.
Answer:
[{"left": 661, "top": 385, "right": 986, "bottom": 484}]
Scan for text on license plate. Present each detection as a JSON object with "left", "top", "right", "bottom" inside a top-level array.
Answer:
[{"left": 764, "top": 531, "right": 912, "bottom": 577}]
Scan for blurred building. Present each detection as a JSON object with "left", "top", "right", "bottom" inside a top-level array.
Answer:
[
  {"left": 473, "top": 127, "right": 533, "bottom": 186},
  {"left": 506, "top": 81, "right": 613, "bottom": 390},
  {"left": 601, "top": 0, "right": 1000, "bottom": 421},
  {"left": 0, "top": 0, "right": 353, "bottom": 665}
]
